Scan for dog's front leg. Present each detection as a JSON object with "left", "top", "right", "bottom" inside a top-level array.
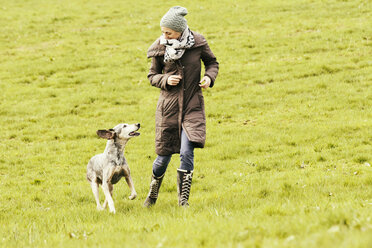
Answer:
[
  {"left": 102, "top": 167, "right": 116, "bottom": 213},
  {"left": 90, "top": 181, "right": 103, "bottom": 210},
  {"left": 123, "top": 166, "right": 137, "bottom": 200},
  {"left": 101, "top": 184, "right": 113, "bottom": 209},
  {"left": 102, "top": 182, "right": 115, "bottom": 213}
]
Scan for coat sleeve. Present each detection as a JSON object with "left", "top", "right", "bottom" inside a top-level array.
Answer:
[
  {"left": 148, "top": 57, "right": 171, "bottom": 91},
  {"left": 201, "top": 43, "right": 219, "bottom": 88}
]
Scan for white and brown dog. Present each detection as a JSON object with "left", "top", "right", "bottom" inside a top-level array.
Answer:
[{"left": 86, "top": 123, "right": 140, "bottom": 213}]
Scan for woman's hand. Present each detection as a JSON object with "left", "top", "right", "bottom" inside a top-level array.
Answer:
[
  {"left": 167, "top": 75, "right": 182, "bottom": 86},
  {"left": 199, "top": 76, "right": 211, "bottom": 89}
]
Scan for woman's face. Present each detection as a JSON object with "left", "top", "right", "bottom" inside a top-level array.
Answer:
[{"left": 161, "top": 27, "right": 181, "bottom": 40}]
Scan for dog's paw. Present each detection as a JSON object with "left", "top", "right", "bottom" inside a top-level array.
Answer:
[
  {"left": 129, "top": 193, "right": 137, "bottom": 200},
  {"left": 96, "top": 206, "right": 104, "bottom": 211}
]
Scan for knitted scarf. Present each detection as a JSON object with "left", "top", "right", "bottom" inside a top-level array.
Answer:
[{"left": 159, "top": 27, "right": 195, "bottom": 63}]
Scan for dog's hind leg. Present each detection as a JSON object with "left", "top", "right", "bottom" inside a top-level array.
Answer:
[
  {"left": 123, "top": 166, "right": 137, "bottom": 200},
  {"left": 90, "top": 181, "right": 103, "bottom": 211}
]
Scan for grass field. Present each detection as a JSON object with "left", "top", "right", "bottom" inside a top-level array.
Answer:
[{"left": 0, "top": 0, "right": 371, "bottom": 247}]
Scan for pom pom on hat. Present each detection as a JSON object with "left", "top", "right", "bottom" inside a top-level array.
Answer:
[{"left": 160, "top": 6, "right": 188, "bottom": 33}]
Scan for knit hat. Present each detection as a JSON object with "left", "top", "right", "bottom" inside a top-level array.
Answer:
[{"left": 160, "top": 6, "right": 188, "bottom": 33}]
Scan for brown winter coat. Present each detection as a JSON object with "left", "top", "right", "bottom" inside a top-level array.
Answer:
[{"left": 147, "top": 31, "right": 219, "bottom": 156}]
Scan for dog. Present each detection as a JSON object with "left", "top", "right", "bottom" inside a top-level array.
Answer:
[{"left": 86, "top": 123, "right": 140, "bottom": 213}]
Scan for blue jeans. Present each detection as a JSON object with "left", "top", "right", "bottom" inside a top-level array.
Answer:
[{"left": 153, "top": 129, "right": 195, "bottom": 177}]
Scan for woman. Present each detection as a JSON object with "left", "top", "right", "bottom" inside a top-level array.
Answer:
[{"left": 144, "top": 6, "right": 219, "bottom": 207}]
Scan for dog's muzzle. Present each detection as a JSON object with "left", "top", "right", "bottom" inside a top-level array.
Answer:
[{"left": 129, "top": 124, "right": 140, "bottom": 136}]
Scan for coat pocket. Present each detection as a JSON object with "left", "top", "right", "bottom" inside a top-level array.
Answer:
[
  {"left": 156, "top": 98, "right": 164, "bottom": 120},
  {"left": 198, "top": 93, "right": 205, "bottom": 116},
  {"left": 187, "top": 92, "right": 203, "bottom": 112},
  {"left": 162, "top": 97, "right": 178, "bottom": 116}
]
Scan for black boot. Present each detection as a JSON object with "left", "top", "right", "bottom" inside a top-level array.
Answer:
[
  {"left": 143, "top": 173, "right": 164, "bottom": 207},
  {"left": 177, "top": 169, "right": 193, "bottom": 206}
]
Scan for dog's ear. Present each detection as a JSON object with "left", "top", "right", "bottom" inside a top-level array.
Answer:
[{"left": 96, "top": 129, "right": 116, "bottom": 139}]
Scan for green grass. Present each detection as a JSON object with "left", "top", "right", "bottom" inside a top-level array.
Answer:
[{"left": 1, "top": 0, "right": 371, "bottom": 247}]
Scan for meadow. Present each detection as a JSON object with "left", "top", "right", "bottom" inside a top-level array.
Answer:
[{"left": 0, "top": 0, "right": 371, "bottom": 247}]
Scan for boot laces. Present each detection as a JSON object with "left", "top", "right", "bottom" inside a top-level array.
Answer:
[
  {"left": 180, "top": 173, "right": 192, "bottom": 205},
  {"left": 149, "top": 178, "right": 160, "bottom": 198}
]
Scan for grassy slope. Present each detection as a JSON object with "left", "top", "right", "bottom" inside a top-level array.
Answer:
[{"left": 0, "top": 0, "right": 371, "bottom": 247}]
